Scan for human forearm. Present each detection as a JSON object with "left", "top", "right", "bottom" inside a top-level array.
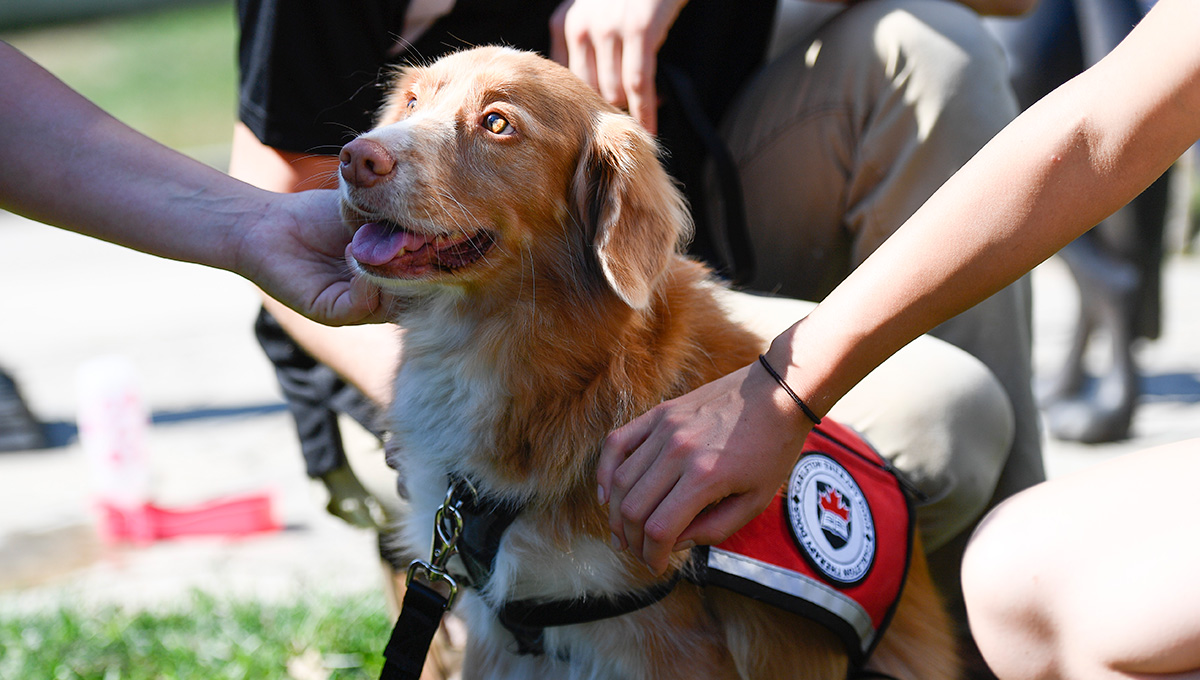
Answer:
[
  {"left": 0, "top": 42, "right": 379, "bottom": 326},
  {"left": 0, "top": 42, "right": 265, "bottom": 271}
]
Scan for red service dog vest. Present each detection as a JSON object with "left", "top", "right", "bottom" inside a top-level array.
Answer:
[{"left": 699, "top": 419, "right": 915, "bottom": 665}]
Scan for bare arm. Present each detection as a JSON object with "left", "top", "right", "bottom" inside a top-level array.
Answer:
[
  {"left": 598, "top": 0, "right": 1200, "bottom": 573},
  {"left": 0, "top": 42, "right": 384, "bottom": 326}
]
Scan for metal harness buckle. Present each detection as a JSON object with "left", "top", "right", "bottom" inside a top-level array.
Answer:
[{"left": 405, "top": 486, "right": 464, "bottom": 608}]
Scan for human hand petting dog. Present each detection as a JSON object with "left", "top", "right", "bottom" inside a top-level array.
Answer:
[
  {"left": 235, "top": 189, "right": 389, "bottom": 327},
  {"left": 597, "top": 352, "right": 815, "bottom": 575},
  {"left": 550, "top": 0, "right": 689, "bottom": 134}
]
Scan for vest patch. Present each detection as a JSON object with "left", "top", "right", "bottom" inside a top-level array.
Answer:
[
  {"left": 788, "top": 452, "right": 876, "bottom": 586},
  {"left": 698, "top": 419, "right": 914, "bottom": 664}
]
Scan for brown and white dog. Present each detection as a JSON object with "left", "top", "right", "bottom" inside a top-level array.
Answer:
[{"left": 338, "top": 46, "right": 959, "bottom": 680}]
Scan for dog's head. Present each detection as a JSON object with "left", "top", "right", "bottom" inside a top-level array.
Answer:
[{"left": 339, "top": 46, "right": 691, "bottom": 311}]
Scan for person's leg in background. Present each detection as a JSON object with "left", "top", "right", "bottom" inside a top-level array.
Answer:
[
  {"left": 253, "top": 307, "right": 386, "bottom": 529},
  {"left": 714, "top": 2, "right": 1042, "bottom": 675}
]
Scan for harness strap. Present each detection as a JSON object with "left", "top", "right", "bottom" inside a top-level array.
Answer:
[
  {"left": 380, "top": 580, "right": 453, "bottom": 680},
  {"left": 500, "top": 571, "right": 683, "bottom": 629},
  {"left": 497, "top": 571, "right": 684, "bottom": 655},
  {"left": 450, "top": 478, "right": 520, "bottom": 589}
]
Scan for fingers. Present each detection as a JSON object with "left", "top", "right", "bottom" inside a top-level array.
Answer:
[
  {"left": 593, "top": 33, "right": 627, "bottom": 110},
  {"left": 549, "top": 0, "right": 666, "bottom": 132},
  {"left": 674, "top": 492, "right": 767, "bottom": 550},
  {"left": 597, "top": 413, "right": 651, "bottom": 505},
  {"left": 621, "top": 37, "right": 657, "bottom": 135},
  {"left": 636, "top": 472, "right": 722, "bottom": 574},
  {"left": 568, "top": 35, "right": 601, "bottom": 96},
  {"left": 606, "top": 436, "right": 688, "bottom": 571},
  {"left": 607, "top": 443, "right": 780, "bottom": 575},
  {"left": 549, "top": 2, "right": 571, "bottom": 66},
  {"left": 600, "top": 405, "right": 728, "bottom": 574},
  {"left": 556, "top": 0, "right": 604, "bottom": 96},
  {"left": 607, "top": 442, "right": 660, "bottom": 555},
  {"left": 595, "top": 361, "right": 810, "bottom": 574},
  {"left": 598, "top": 408, "right": 659, "bottom": 552},
  {"left": 345, "top": 269, "right": 385, "bottom": 323}
]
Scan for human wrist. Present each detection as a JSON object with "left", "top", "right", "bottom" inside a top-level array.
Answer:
[
  {"left": 222, "top": 189, "right": 273, "bottom": 281},
  {"left": 761, "top": 323, "right": 837, "bottom": 425},
  {"left": 757, "top": 354, "right": 821, "bottom": 425},
  {"left": 744, "top": 348, "right": 815, "bottom": 446}
]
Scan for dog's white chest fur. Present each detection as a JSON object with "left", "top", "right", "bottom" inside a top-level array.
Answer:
[{"left": 386, "top": 313, "right": 508, "bottom": 544}]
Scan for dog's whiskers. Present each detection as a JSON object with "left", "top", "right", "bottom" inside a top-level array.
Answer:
[{"left": 433, "top": 187, "right": 486, "bottom": 234}]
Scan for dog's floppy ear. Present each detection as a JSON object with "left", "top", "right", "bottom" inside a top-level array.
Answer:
[{"left": 572, "top": 112, "right": 692, "bottom": 310}]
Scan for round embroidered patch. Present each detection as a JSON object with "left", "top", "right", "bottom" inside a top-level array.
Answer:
[{"left": 786, "top": 453, "right": 876, "bottom": 586}]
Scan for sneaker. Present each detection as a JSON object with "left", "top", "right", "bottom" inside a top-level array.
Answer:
[{"left": 0, "top": 370, "right": 47, "bottom": 451}]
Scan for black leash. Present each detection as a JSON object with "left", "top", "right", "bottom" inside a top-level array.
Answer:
[
  {"left": 380, "top": 578, "right": 455, "bottom": 680},
  {"left": 379, "top": 488, "right": 464, "bottom": 680}
]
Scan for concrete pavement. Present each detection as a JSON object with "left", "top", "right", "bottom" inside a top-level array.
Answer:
[{"left": 0, "top": 211, "right": 392, "bottom": 613}]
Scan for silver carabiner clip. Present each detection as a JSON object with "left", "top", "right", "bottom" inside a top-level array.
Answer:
[
  {"left": 431, "top": 485, "right": 464, "bottom": 569},
  {"left": 404, "top": 484, "right": 466, "bottom": 609}
]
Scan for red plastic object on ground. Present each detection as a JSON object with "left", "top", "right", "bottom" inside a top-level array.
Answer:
[{"left": 98, "top": 493, "right": 280, "bottom": 544}]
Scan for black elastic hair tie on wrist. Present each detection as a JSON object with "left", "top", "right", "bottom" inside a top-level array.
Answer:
[{"left": 758, "top": 354, "right": 822, "bottom": 426}]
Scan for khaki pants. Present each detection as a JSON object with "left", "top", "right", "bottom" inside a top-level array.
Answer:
[{"left": 713, "top": 0, "right": 1045, "bottom": 641}]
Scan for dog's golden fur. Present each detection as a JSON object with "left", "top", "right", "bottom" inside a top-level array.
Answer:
[{"left": 339, "top": 46, "right": 959, "bottom": 680}]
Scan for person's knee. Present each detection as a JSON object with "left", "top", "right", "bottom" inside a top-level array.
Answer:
[
  {"left": 866, "top": 0, "right": 1012, "bottom": 84},
  {"left": 910, "top": 358, "right": 1014, "bottom": 549},
  {"left": 832, "top": 334, "right": 1013, "bottom": 551},
  {"left": 795, "top": 0, "right": 1020, "bottom": 263},
  {"left": 962, "top": 491, "right": 1063, "bottom": 679}
]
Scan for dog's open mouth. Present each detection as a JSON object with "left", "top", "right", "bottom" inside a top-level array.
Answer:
[{"left": 350, "top": 220, "right": 496, "bottom": 278}]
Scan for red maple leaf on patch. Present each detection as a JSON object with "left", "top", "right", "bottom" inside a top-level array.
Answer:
[{"left": 819, "top": 487, "right": 850, "bottom": 521}]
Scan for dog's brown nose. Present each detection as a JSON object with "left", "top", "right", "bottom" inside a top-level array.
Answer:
[{"left": 340, "top": 138, "right": 396, "bottom": 188}]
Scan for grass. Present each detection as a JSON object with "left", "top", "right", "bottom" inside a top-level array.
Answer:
[
  {"left": 0, "top": 591, "right": 393, "bottom": 679},
  {"left": 2, "top": 1, "right": 238, "bottom": 153}
]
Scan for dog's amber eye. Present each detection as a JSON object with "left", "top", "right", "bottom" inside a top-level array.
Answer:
[{"left": 484, "top": 112, "right": 513, "bottom": 135}]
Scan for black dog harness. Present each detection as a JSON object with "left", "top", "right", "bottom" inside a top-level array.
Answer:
[
  {"left": 379, "top": 421, "right": 919, "bottom": 680},
  {"left": 378, "top": 478, "right": 681, "bottom": 679}
]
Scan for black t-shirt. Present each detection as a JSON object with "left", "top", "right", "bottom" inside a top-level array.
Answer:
[{"left": 236, "top": 0, "right": 776, "bottom": 276}]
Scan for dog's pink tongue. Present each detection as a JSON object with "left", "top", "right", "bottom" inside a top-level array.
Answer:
[{"left": 351, "top": 222, "right": 429, "bottom": 266}]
